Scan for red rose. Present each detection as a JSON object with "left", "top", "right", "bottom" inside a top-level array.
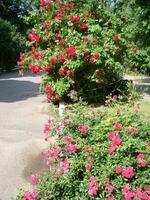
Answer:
[
  {"left": 132, "top": 47, "right": 138, "bottom": 53},
  {"left": 93, "top": 53, "right": 101, "bottom": 59},
  {"left": 92, "top": 38, "right": 97, "bottom": 44},
  {"left": 65, "top": 46, "right": 76, "bottom": 56},
  {"left": 66, "top": 70, "right": 74, "bottom": 78},
  {"left": 59, "top": 39, "right": 65, "bottom": 46},
  {"left": 67, "top": 3, "right": 74, "bottom": 9},
  {"left": 114, "top": 35, "right": 119, "bottom": 43},
  {"left": 84, "top": 37, "right": 89, "bottom": 43},
  {"left": 55, "top": 33, "right": 61, "bottom": 40},
  {"left": 44, "top": 66, "right": 53, "bottom": 72},
  {"left": 79, "top": 23, "right": 88, "bottom": 30},
  {"left": 50, "top": 57, "right": 57, "bottom": 64},
  {"left": 70, "top": 15, "right": 76, "bottom": 23},
  {"left": 96, "top": 80, "right": 102, "bottom": 85}
]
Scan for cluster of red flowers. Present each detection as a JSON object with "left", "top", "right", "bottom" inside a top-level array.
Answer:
[
  {"left": 70, "top": 15, "right": 81, "bottom": 23},
  {"left": 40, "top": 0, "right": 51, "bottom": 7},
  {"left": 28, "top": 31, "right": 42, "bottom": 43}
]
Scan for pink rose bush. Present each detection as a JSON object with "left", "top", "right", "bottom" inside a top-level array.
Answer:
[{"left": 13, "top": 103, "right": 149, "bottom": 200}]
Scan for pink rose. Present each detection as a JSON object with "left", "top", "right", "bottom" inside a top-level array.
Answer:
[
  {"left": 108, "top": 195, "right": 114, "bottom": 200},
  {"left": 65, "top": 144, "right": 78, "bottom": 153},
  {"left": 31, "top": 189, "right": 39, "bottom": 199},
  {"left": 140, "top": 160, "right": 147, "bottom": 168},
  {"left": 108, "top": 143, "right": 117, "bottom": 155},
  {"left": 85, "top": 164, "right": 92, "bottom": 172},
  {"left": 108, "top": 185, "right": 114, "bottom": 193},
  {"left": 24, "top": 192, "right": 33, "bottom": 200},
  {"left": 31, "top": 174, "right": 39, "bottom": 185},
  {"left": 63, "top": 136, "right": 74, "bottom": 144},
  {"left": 78, "top": 124, "right": 89, "bottom": 135},
  {"left": 137, "top": 153, "right": 144, "bottom": 159},
  {"left": 116, "top": 166, "right": 123, "bottom": 174},
  {"left": 113, "top": 123, "right": 122, "bottom": 131},
  {"left": 122, "top": 166, "right": 134, "bottom": 179}
]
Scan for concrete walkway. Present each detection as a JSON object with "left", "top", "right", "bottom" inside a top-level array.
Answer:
[{"left": 0, "top": 72, "right": 49, "bottom": 200}]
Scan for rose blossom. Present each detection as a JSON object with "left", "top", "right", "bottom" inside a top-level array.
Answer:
[
  {"left": 122, "top": 166, "right": 135, "bottom": 179},
  {"left": 31, "top": 189, "right": 39, "bottom": 199},
  {"left": 31, "top": 174, "right": 39, "bottom": 185},
  {"left": 63, "top": 136, "right": 73, "bottom": 144},
  {"left": 85, "top": 164, "right": 92, "bottom": 171},
  {"left": 78, "top": 124, "right": 89, "bottom": 135},
  {"left": 24, "top": 192, "right": 33, "bottom": 200},
  {"left": 116, "top": 166, "right": 123, "bottom": 174},
  {"left": 108, "top": 195, "right": 114, "bottom": 200},
  {"left": 108, "top": 185, "right": 114, "bottom": 193},
  {"left": 113, "top": 122, "right": 122, "bottom": 131},
  {"left": 137, "top": 153, "right": 144, "bottom": 160},
  {"left": 65, "top": 144, "right": 78, "bottom": 153},
  {"left": 140, "top": 160, "right": 147, "bottom": 168},
  {"left": 108, "top": 143, "right": 117, "bottom": 155}
]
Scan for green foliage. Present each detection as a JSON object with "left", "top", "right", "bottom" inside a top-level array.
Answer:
[
  {"left": 0, "top": 18, "right": 25, "bottom": 72},
  {"left": 126, "top": 47, "right": 150, "bottom": 75}
]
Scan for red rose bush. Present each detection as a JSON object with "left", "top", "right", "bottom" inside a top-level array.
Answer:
[{"left": 17, "top": 0, "right": 129, "bottom": 102}]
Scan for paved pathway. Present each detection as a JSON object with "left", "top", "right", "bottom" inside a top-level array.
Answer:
[{"left": 0, "top": 72, "right": 49, "bottom": 200}]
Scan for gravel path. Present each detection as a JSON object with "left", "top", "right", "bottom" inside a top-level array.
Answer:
[{"left": 0, "top": 72, "right": 49, "bottom": 200}]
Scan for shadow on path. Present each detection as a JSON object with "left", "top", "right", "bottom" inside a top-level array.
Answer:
[{"left": 0, "top": 79, "right": 39, "bottom": 103}]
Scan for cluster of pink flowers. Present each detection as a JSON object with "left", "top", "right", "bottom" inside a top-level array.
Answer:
[
  {"left": 137, "top": 153, "right": 147, "bottom": 168},
  {"left": 65, "top": 144, "right": 78, "bottom": 153},
  {"left": 60, "top": 158, "right": 70, "bottom": 173},
  {"left": 31, "top": 174, "right": 39, "bottom": 185},
  {"left": 88, "top": 176, "right": 99, "bottom": 196},
  {"left": 63, "top": 136, "right": 74, "bottom": 144},
  {"left": 108, "top": 131, "right": 122, "bottom": 155},
  {"left": 116, "top": 166, "right": 135, "bottom": 179},
  {"left": 24, "top": 189, "right": 39, "bottom": 200},
  {"left": 43, "top": 119, "right": 52, "bottom": 141},
  {"left": 85, "top": 164, "right": 92, "bottom": 171},
  {"left": 113, "top": 122, "right": 122, "bottom": 131},
  {"left": 122, "top": 184, "right": 150, "bottom": 200},
  {"left": 78, "top": 124, "right": 89, "bottom": 135},
  {"left": 125, "top": 127, "right": 137, "bottom": 135}
]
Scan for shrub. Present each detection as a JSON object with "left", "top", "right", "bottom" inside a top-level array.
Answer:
[
  {"left": 17, "top": 0, "right": 131, "bottom": 103},
  {"left": 126, "top": 47, "right": 150, "bottom": 75},
  {"left": 15, "top": 102, "right": 150, "bottom": 200}
]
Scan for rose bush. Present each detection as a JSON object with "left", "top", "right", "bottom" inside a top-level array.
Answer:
[
  {"left": 14, "top": 102, "right": 150, "bottom": 200},
  {"left": 17, "top": 0, "right": 131, "bottom": 102}
]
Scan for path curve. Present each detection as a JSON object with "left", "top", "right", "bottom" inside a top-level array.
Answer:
[{"left": 0, "top": 72, "right": 49, "bottom": 200}]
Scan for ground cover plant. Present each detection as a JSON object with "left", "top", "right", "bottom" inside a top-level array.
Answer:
[{"left": 14, "top": 100, "right": 150, "bottom": 200}]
